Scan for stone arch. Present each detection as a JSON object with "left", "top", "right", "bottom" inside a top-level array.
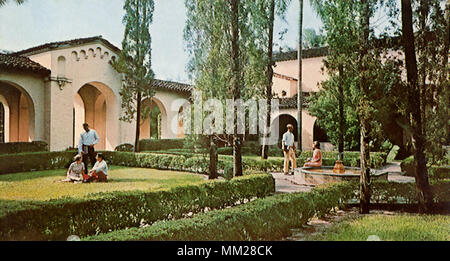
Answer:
[
  {"left": 74, "top": 81, "right": 119, "bottom": 150},
  {"left": 313, "top": 120, "right": 329, "bottom": 142},
  {"left": 271, "top": 114, "right": 298, "bottom": 144},
  {"left": 0, "top": 95, "right": 9, "bottom": 143},
  {"left": 0, "top": 80, "right": 35, "bottom": 142},
  {"left": 140, "top": 97, "right": 167, "bottom": 140}
]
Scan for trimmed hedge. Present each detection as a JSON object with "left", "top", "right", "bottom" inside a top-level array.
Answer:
[
  {"left": 84, "top": 182, "right": 354, "bottom": 241},
  {"left": 400, "top": 155, "right": 450, "bottom": 180},
  {"left": 0, "top": 151, "right": 75, "bottom": 175},
  {"left": 138, "top": 139, "right": 185, "bottom": 152},
  {"left": 0, "top": 174, "right": 275, "bottom": 241},
  {"left": 0, "top": 141, "right": 49, "bottom": 154},
  {"left": 83, "top": 180, "right": 450, "bottom": 241}
]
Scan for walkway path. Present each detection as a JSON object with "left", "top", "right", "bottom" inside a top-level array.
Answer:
[{"left": 271, "top": 161, "right": 414, "bottom": 193}]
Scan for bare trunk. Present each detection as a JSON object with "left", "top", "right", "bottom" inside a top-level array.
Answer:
[
  {"left": 209, "top": 135, "right": 218, "bottom": 179},
  {"left": 338, "top": 64, "right": 344, "bottom": 160},
  {"left": 359, "top": 0, "right": 371, "bottom": 214},
  {"left": 135, "top": 90, "right": 142, "bottom": 152},
  {"left": 231, "top": 0, "right": 242, "bottom": 176},
  {"left": 401, "top": 0, "right": 433, "bottom": 213},
  {"left": 262, "top": 0, "right": 275, "bottom": 160},
  {"left": 297, "top": 0, "right": 303, "bottom": 152}
]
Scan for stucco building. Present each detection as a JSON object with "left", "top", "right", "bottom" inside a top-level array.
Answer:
[
  {"left": 0, "top": 36, "right": 332, "bottom": 152},
  {"left": 0, "top": 36, "right": 190, "bottom": 151}
]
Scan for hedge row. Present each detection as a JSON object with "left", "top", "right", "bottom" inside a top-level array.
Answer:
[
  {"left": 0, "top": 174, "right": 275, "bottom": 241},
  {"left": 0, "top": 141, "right": 49, "bottom": 154},
  {"left": 138, "top": 139, "right": 185, "bottom": 152},
  {"left": 84, "top": 182, "right": 354, "bottom": 241},
  {"left": 400, "top": 155, "right": 450, "bottom": 180},
  {"left": 0, "top": 151, "right": 75, "bottom": 174},
  {"left": 0, "top": 150, "right": 386, "bottom": 176},
  {"left": 83, "top": 179, "right": 450, "bottom": 241}
]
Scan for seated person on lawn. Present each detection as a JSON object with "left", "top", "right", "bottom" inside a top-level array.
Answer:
[
  {"left": 303, "top": 141, "right": 322, "bottom": 167},
  {"left": 61, "top": 154, "right": 85, "bottom": 183},
  {"left": 83, "top": 153, "right": 108, "bottom": 183}
]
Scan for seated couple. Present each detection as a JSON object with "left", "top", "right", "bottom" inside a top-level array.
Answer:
[
  {"left": 303, "top": 141, "right": 322, "bottom": 167},
  {"left": 61, "top": 153, "right": 108, "bottom": 183}
]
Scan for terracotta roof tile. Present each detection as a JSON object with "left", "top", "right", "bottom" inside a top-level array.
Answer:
[
  {"left": 0, "top": 54, "right": 50, "bottom": 76},
  {"left": 152, "top": 79, "right": 193, "bottom": 94},
  {"left": 14, "top": 36, "right": 121, "bottom": 56},
  {"left": 273, "top": 46, "right": 328, "bottom": 62}
]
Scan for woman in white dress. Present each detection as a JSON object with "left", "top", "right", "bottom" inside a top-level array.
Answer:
[{"left": 61, "top": 154, "right": 85, "bottom": 183}]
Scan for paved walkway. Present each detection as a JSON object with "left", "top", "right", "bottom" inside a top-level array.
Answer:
[{"left": 271, "top": 161, "right": 415, "bottom": 193}]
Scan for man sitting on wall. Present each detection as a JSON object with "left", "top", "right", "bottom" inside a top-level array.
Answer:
[{"left": 83, "top": 153, "right": 108, "bottom": 183}]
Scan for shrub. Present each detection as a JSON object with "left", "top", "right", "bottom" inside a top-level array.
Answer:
[
  {"left": 0, "top": 174, "right": 275, "bottom": 241},
  {"left": 114, "top": 143, "right": 134, "bottom": 152},
  {"left": 83, "top": 182, "right": 354, "bottom": 241},
  {"left": 400, "top": 156, "right": 450, "bottom": 180},
  {"left": 0, "top": 141, "right": 49, "bottom": 154},
  {"left": 0, "top": 151, "right": 75, "bottom": 175},
  {"left": 138, "top": 139, "right": 185, "bottom": 152}
]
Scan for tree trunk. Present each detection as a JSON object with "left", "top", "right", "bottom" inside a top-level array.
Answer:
[
  {"left": 401, "top": 0, "right": 433, "bottom": 213},
  {"left": 359, "top": 0, "right": 371, "bottom": 214},
  {"left": 338, "top": 64, "right": 344, "bottom": 160},
  {"left": 135, "top": 90, "right": 142, "bottom": 152},
  {"left": 209, "top": 135, "right": 218, "bottom": 179},
  {"left": 231, "top": 0, "right": 242, "bottom": 176},
  {"left": 297, "top": 0, "right": 303, "bottom": 152},
  {"left": 261, "top": 0, "right": 275, "bottom": 160}
]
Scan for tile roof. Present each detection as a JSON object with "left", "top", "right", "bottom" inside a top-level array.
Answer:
[
  {"left": 273, "top": 46, "right": 329, "bottom": 62},
  {"left": 0, "top": 53, "right": 50, "bottom": 76},
  {"left": 152, "top": 79, "right": 193, "bottom": 94},
  {"left": 279, "top": 93, "right": 311, "bottom": 109},
  {"left": 14, "top": 36, "right": 121, "bottom": 56}
]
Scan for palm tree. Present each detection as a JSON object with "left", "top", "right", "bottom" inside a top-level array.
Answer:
[{"left": 0, "top": 0, "right": 25, "bottom": 7}]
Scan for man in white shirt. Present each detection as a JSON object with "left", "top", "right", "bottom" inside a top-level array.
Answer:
[
  {"left": 83, "top": 153, "right": 108, "bottom": 182},
  {"left": 282, "top": 124, "right": 297, "bottom": 175},
  {"left": 78, "top": 123, "right": 99, "bottom": 169}
]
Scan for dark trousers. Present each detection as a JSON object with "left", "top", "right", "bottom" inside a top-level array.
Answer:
[{"left": 82, "top": 145, "right": 96, "bottom": 169}]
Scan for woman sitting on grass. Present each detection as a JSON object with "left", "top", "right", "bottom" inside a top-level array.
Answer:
[
  {"left": 303, "top": 141, "right": 322, "bottom": 168},
  {"left": 83, "top": 153, "right": 108, "bottom": 183},
  {"left": 61, "top": 154, "right": 85, "bottom": 183}
]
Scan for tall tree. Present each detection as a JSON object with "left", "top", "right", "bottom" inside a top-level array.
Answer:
[
  {"left": 358, "top": 0, "right": 372, "bottom": 214},
  {"left": 400, "top": 0, "right": 433, "bottom": 212},
  {"left": 297, "top": 0, "right": 303, "bottom": 152},
  {"left": 303, "top": 28, "right": 326, "bottom": 49},
  {"left": 113, "top": 0, "right": 155, "bottom": 152}
]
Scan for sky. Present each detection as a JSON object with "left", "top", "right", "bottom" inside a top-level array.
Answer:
[{"left": 0, "top": 0, "right": 323, "bottom": 83}]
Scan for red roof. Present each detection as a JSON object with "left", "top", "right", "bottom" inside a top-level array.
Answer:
[{"left": 0, "top": 54, "right": 50, "bottom": 76}]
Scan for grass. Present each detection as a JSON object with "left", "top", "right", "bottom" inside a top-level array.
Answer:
[
  {"left": 0, "top": 166, "right": 205, "bottom": 201},
  {"left": 308, "top": 213, "right": 450, "bottom": 241}
]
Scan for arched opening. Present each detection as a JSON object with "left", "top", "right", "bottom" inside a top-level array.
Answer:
[
  {"left": 74, "top": 82, "right": 118, "bottom": 150},
  {"left": 177, "top": 106, "right": 185, "bottom": 138},
  {"left": 313, "top": 120, "right": 329, "bottom": 142},
  {"left": 272, "top": 114, "right": 298, "bottom": 143},
  {"left": 0, "top": 81, "right": 35, "bottom": 142},
  {"left": 140, "top": 98, "right": 164, "bottom": 140}
]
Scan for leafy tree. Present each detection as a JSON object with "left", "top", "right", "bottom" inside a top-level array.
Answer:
[
  {"left": 303, "top": 28, "right": 325, "bottom": 49},
  {"left": 112, "top": 0, "right": 155, "bottom": 152}
]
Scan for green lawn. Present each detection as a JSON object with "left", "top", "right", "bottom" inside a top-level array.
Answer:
[
  {"left": 0, "top": 166, "right": 206, "bottom": 201},
  {"left": 308, "top": 214, "right": 450, "bottom": 241}
]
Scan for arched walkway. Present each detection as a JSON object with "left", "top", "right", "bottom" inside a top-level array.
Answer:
[
  {"left": 271, "top": 114, "right": 298, "bottom": 143},
  {"left": 74, "top": 82, "right": 118, "bottom": 150},
  {"left": 0, "top": 81, "right": 35, "bottom": 142},
  {"left": 313, "top": 120, "right": 329, "bottom": 142},
  {"left": 140, "top": 97, "right": 166, "bottom": 140}
]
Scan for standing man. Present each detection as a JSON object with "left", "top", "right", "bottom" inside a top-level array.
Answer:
[
  {"left": 78, "top": 123, "right": 99, "bottom": 169},
  {"left": 282, "top": 124, "right": 297, "bottom": 175}
]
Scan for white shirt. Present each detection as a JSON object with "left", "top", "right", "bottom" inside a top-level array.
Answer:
[
  {"left": 78, "top": 129, "right": 99, "bottom": 154},
  {"left": 282, "top": 131, "right": 295, "bottom": 148},
  {"left": 92, "top": 160, "right": 108, "bottom": 175}
]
